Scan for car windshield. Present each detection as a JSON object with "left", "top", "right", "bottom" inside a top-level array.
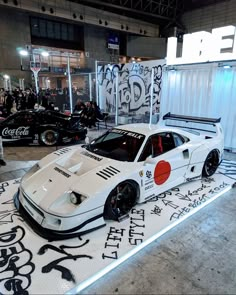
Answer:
[{"left": 85, "top": 128, "right": 145, "bottom": 161}]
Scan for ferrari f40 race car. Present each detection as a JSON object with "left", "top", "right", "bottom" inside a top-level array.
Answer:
[{"left": 14, "top": 113, "right": 224, "bottom": 239}]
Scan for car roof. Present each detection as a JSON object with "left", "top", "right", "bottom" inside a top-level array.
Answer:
[{"left": 114, "top": 123, "right": 170, "bottom": 137}]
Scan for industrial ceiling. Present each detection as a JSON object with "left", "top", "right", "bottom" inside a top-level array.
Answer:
[{"left": 67, "top": 0, "right": 228, "bottom": 30}]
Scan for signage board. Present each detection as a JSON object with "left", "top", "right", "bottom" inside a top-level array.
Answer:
[{"left": 166, "top": 25, "right": 236, "bottom": 65}]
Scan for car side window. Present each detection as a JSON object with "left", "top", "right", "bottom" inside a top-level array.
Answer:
[
  {"left": 138, "top": 132, "right": 187, "bottom": 162},
  {"left": 161, "top": 132, "right": 175, "bottom": 153},
  {"left": 138, "top": 138, "right": 152, "bottom": 161},
  {"left": 138, "top": 134, "right": 166, "bottom": 161},
  {"left": 172, "top": 132, "right": 187, "bottom": 147},
  {"left": 7, "top": 114, "right": 25, "bottom": 125}
]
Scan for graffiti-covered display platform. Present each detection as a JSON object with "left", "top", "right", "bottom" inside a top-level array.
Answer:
[{"left": 0, "top": 160, "right": 235, "bottom": 294}]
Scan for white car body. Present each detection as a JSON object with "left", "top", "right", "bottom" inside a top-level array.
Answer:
[{"left": 14, "top": 113, "right": 224, "bottom": 240}]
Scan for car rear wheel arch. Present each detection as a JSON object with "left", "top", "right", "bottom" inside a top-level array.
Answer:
[
  {"left": 104, "top": 180, "right": 140, "bottom": 221},
  {"left": 202, "top": 149, "right": 220, "bottom": 177}
]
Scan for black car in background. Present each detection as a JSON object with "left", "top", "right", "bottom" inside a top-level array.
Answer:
[{"left": 0, "top": 110, "right": 87, "bottom": 146}]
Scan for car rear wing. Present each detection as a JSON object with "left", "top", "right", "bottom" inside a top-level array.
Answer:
[
  {"left": 159, "top": 112, "right": 222, "bottom": 136},
  {"left": 163, "top": 112, "right": 221, "bottom": 124}
]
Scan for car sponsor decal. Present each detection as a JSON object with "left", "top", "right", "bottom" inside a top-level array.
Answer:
[
  {"left": 146, "top": 170, "right": 152, "bottom": 179},
  {"left": 54, "top": 167, "right": 71, "bottom": 178},
  {"left": 154, "top": 160, "right": 171, "bottom": 185},
  {"left": 2, "top": 126, "right": 30, "bottom": 137},
  {"left": 139, "top": 170, "right": 144, "bottom": 177},
  {"left": 112, "top": 128, "right": 144, "bottom": 140},
  {"left": 81, "top": 151, "right": 103, "bottom": 162}
]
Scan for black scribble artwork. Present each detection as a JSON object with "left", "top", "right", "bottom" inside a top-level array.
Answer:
[
  {"left": 151, "top": 205, "right": 163, "bottom": 216},
  {"left": 0, "top": 182, "right": 9, "bottom": 197},
  {"left": 0, "top": 198, "right": 23, "bottom": 226},
  {"left": 0, "top": 226, "right": 35, "bottom": 295},
  {"left": 38, "top": 238, "right": 93, "bottom": 283},
  {"left": 13, "top": 179, "right": 21, "bottom": 185}
]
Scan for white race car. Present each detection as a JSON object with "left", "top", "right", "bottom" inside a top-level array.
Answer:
[{"left": 14, "top": 113, "right": 224, "bottom": 240}]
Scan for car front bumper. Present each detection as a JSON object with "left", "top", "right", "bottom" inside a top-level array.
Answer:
[{"left": 14, "top": 188, "right": 105, "bottom": 241}]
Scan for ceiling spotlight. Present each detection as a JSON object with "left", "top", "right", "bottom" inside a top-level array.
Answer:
[
  {"left": 3, "top": 74, "right": 10, "bottom": 79},
  {"left": 121, "top": 25, "right": 124, "bottom": 29},
  {"left": 126, "top": 26, "right": 129, "bottom": 30},
  {"left": 50, "top": 8, "right": 54, "bottom": 14},
  {"left": 13, "top": 0, "right": 18, "bottom": 5},
  {"left": 73, "top": 13, "right": 77, "bottom": 19},
  {"left": 140, "top": 29, "right": 143, "bottom": 34},
  {"left": 99, "top": 19, "right": 102, "bottom": 25},
  {"left": 105, "top": 21, "right": 108, "bottom": 26},
  {"left": 41, "top": 51, "right": 49, "bottom": 57},
  {"left": 144, "top": 30, "right": 147, "bottom": 34},
  {"left": 19, "top": 49, "right": 29, "bottom": 56},
  {"left": 3, "top": 0, "right": 8, "bottom": 3},
  {"left": 80, "top": 15, "right": 83, "bottom": 20},
  {"left": 41, "top": 6, "right": 46, "bottom": 12}
]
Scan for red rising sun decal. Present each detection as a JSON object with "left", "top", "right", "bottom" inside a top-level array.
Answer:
[{"left": 154, "top": 161, "right": 171, "bottom": 185}]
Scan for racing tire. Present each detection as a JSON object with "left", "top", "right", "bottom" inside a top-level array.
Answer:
[
  {"left": 39, "top": 129, "right": 59, "bottom": 146},
  {"left": 202, "top": 149, "right": 220, "bottom": 177},
  {"left": 104, "top": 180, "right": 138, "bottom": 221}
]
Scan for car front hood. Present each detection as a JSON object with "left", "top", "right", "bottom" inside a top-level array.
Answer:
[{"left": 21, "top": 149, "right": 119, "bottom": 215}]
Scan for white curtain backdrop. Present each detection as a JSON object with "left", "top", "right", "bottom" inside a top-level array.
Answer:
[{"left": 160, "top": 63, "right": 236, "bottom": 151}]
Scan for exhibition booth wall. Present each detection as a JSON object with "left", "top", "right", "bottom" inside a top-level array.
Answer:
[
  {"left": 98, "top": 60, "right": 236, "bottom": 151},
  {"left": 97, "top": 59, "right": 165, "bottom": 124},
  {"left": 161, "top": 63, "right": 236, "bottom": 152}
]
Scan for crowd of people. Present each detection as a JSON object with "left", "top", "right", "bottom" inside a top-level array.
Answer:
[
  {"left": 0, "top": 87, "right": 106, "bottom": 129},
  {"left": 0, "top": 87, "right": 59, "bottom": 118},
  {"left": 73, "top": 99, "right": 105, "bottom": 128},
  {"left": 0, "top": 87, "right": 40, "bottom": 117}
]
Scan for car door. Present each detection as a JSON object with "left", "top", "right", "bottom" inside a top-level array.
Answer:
[
  {"left": 138, "top": 132, "right": 191, "bottom": 201},
  {"left": 0, "top": 112, "right": 35, "bottom": 144}
]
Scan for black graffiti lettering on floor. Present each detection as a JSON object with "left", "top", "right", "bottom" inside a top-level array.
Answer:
[
  {"left": 176, "top": 183, "right": 211, "bottom": 202},
  {"left": 188, "top": 194, "right": 209, "bottom": 208},
  {"left": 201, "top": 177, "right": 215, "bottom": 184},
  {"left": 129, "top": 208, "right": 145, "bottom": 246},
  {"left": 0, "top": 182, "right": 9, "bottom": 197},
  {"left": 169, "top": 207, "right": 191, "bottom": 221},
  {"left": 102, "top": 227, "right": 126, "bottom": 260},
  {"left": 0, "top": 198, "right": 22, "bottom": 225},
  {"left": 151, "top": 205, "right": 163, "bottom": 216},
  {"left": 146, "top": 189, "right": 173, "bottom": 203},
  {"left": 0, "top": 226, "right": 35, "bottom": 295},
  {"left": 13, "top": 179, "right": 21, "bottom": 185},
  {"left": 170, "top": 181, "right": 230, "bottom": 221},
  {"left": 208, "top": 182, "right": 229, "bottom": 194},
  {"left": 38, "top": 238, "right": 92, "bottom": 283},
  {"left": 162, "top": 199, "right": 179, "bottom": 209}
]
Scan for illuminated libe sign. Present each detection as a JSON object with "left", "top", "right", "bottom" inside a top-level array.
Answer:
[{"left": 166, "top": 25, "right": 236, "bottom": 65}]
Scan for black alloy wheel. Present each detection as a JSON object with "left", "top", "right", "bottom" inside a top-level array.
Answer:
[
  {"left": 104, "top": 180, "right": 138, "bottom": 221},
  {"left": 202, "top": 149, "right": 219, "bottom": 177},
  {"left": 40, "top": 129, "right": 59, "bottom": 146}
]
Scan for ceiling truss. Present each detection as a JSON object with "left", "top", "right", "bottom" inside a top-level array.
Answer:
[{"left": 68, "top": 0, "right": 185, "bottom": 25}]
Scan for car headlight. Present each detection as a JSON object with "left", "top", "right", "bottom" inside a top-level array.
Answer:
[{"left": 69, "top": 192, "right": 87, "bottom": 205}]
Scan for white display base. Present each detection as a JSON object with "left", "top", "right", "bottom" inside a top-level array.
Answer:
[{"left": 0, "top": 160, "right": 235, "bottom": 294}]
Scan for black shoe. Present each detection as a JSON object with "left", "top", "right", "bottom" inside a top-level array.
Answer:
[{"left": 0, "top": 159, "right": 6, "bottom": 166}]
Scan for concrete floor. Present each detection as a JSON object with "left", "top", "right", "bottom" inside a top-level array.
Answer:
[{"left": 0, "top": 131, "right": 236, "bottom": 294}]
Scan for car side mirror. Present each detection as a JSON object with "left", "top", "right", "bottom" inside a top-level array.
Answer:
[{"left": 144, "top": 157, "right": 156, "bottom": 165}]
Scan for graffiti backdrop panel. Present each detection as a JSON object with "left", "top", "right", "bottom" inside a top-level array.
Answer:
[
  {"left": 0, "top": 160, "right": 235, "bottom": 294},
  {"left": 98, "top": 60, "right": 165, "bottom": 115}
]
